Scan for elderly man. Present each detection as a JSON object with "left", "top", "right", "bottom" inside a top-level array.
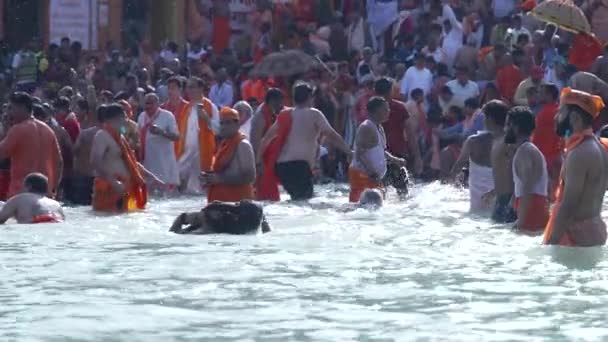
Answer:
[
  {"left": 201, "top": 107, "right": 256, "bottom": 203},
  {"left": 138, "top": 93, "right": 180, "bottom": 190},
  {"left": 514, "top": 66, "right": 545, "bottom": 106},
  {"left": 233, "top": 101, "right": 253, "bottom": 139}
]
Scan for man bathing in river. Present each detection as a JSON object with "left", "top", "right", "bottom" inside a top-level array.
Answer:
[
  {"left": 0, "top": 173, "right": 64, "bottom": 224},
  {"left": 349, "top": 96, "right": 407, "bottom": 202},
  {"left": 169, "top": 200, "right": 271, "bottom": 235},
  {"left": 505, "top": 107, "right": 549, "bottom": 232},
  {"left": 544, "top": 88, "right": 608, "bottom": 246}
]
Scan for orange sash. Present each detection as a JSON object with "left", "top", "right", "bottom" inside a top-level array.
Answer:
[
  {"left": 514, "top": 194, "right": 549, "bottom": 232},
  {"left": 256, "top": 109, "right": 293, "bottom": 201},
  {"left": 31, "top": 213, "right": 62, "bottom": 223},
  {"left": 207, "top": 133, "right": 254, "bottom": 202},
  {"left": 174, "top": 98, "right": 217, "bottom": 172},
  {"left": 348, "top": 167, "right": 384, "bottom": 203},
  {"left": 161, "top": 98, "right": 188, "bottom": 124},
  {"left": 92, "top": 125, "right": 147, "bottom": 212},
  {"left": 138, "top": 110, "right": 161, "bottom": 161},
  {"left": 543, "top": 130, "right": 608, "bottom": 245}
]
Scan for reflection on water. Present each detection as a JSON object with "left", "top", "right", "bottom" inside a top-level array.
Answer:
[{"left": 2, "top": 182, "right": 608, "bottom": 341}]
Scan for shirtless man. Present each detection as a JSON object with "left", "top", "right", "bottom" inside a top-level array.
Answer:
[
  {"left": 259, "top": 82, "right": 352, "bottom": 201},
  {"left": 0, "top": 173, "right": 64, "bottom": 224},
  {"left": 505, "top": 107, "right": 549, "bottom": 232},
  {"left": 201, "top": 107, "right": 256, "bottom": 203},
  {"left": 544, "top": 88, "right": 608, "bottom": 247},
  {"left": 90, "top": 103, "right": 162, "bottom": 212},
  {"left": 169, "top": 200, "right": 271, "bottom": 235},
  {"left": 449, "top": 100, "right": 508, "bottom": 214},
  {"left": 481, "top": 100, "right": 517, "bottom": 223},
  {"left": 69, "top": 105, "right": 105, "bottom": 205},
  {"left": 349, "top": 97, "right": 408, "bottom": 202}
]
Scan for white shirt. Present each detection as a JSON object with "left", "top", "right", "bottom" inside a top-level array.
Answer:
[
  {"left": 446, "top": 80, "right": 480, "bottom": 108},
  {"left": 137, "top": 109, "right": 180, "bottom": 185},
  {"left": 441, "top": 4, "right": 463, "bottom": 69},
  {"left": 209, "top": 82, "right": 234, "bottom": 109},
  {"left": 400, "top": 66, "right": 433, "bottom": 100},
  {"left": 239, "top": 117, "right": 252, "bottom": 140}
]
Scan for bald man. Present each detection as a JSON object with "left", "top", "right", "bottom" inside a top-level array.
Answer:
[{"left": 137, "top": 93, "right": 180, "bottom": 189}]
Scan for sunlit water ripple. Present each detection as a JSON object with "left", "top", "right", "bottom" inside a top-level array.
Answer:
[{"left": 1, "top": 182, "right": 608, "bottom": 341}]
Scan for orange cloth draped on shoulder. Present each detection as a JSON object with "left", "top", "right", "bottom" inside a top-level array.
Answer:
[
  {"left": 161, "top": 98, "right": 189, "bottom": 125},
  {"left": 212, "top": 15, "right": 231, "bottom": 53},
  {"left": 348, "top": 167, "right": 384, "bottom": 203},
  {"left": 257, "top": 109, "right": 293, "bottom": 201},
  {"left": 568, "top": 33, "right": 603, "bottom": 72},
  {"left": 531, "top": 102, "right": 562, "bottom": 166},
  {"left": 207, "top": 131, "right": 254, "bottom": 202},
  {"left": 174, "top": 98, "right": 217, "bottom": 172},
  {"left": 514, "top": 194, "right": 549, "bottom": 232},
  {"left": 31, "top": 214, "right": 63, "bottom": 223},
  {"left": 118, "top": 100, "right": 134, "bottom": 120},
  {"left": 92, "top": 125, "right": 147, "bottom": 212}
]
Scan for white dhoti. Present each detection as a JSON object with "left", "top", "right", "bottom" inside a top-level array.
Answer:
[
  {"left": 178, "top": 109, "right": 204, "bottom": 194},
  {"left": 468, "top": 159, "right": 494, "bottom": 214}
]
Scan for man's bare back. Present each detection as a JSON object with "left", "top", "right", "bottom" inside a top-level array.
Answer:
[
  {"left": 278, "top": 107, "right": 332, "bottom": 167},
  {"left": 491, "top": 135, "right": 515, "bottom": 196},
  {"left": 74, "top": 127, "right": 100, "bottom": 176},
  {"left": 0, "top": 193, "right": 64, "bottom": 224},
  {"left": 469, "top": 132, "right": 492, "bottom": 167}
]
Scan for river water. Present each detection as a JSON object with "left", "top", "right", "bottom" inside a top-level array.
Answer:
[{"left": 1, "top": 182, "right": 608, "bottom": 341}]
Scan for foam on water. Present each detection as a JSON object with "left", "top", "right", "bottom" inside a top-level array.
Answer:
[{"left": 1, "top": 183, "right": 608, "bottom": 341}]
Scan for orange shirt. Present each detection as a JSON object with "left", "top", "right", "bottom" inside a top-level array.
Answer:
[
  {"left": 569, "top": 33, "right": 602, "bottom": 72},
  {"left": 0, "top": 119, "right": 62, "bottom": 197},
  {"left": 496, "top": 64, "right": 524, "bottom": 104},
  {"left": 531, "top": 102, "right": 563, "bottom": 165}
]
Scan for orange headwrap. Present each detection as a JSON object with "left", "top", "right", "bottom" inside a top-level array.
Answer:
[
  {"left": 220, "top": 107, "right": 240, "bottom": 121},
  {"left": 118, "top": 100, "right": 134, "bottom": 119},
  {"left": 560, "top": 87, "right": 605, "bottom": 119}
]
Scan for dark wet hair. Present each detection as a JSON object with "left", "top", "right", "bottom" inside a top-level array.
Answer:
[
  {"left": 410, "top": 88, "right": 424, "bottom": 99},
  {"left": 367, "top": 96, "right": 387, "bottom": 114},
  {"left": 451, "top": 106, "right": 464, "bottom": 121},
  {"left": 374, "top": 77, "right": 393, "bottom": 97},
  {"left": 9, "top": 92, "right": 33, "bottom": 113},
  {"left": 167, "top": 76, "right": 184, "bottom": 88},
  {"left": 189, "top": 76, "right": 206, "bottom": 89},
  {"left": 542, "top": 83, "right": 559, "bottom": 100},
  {"left": 293, "top": 82, "right": 314, "bottom": 105},
  {"left": 100, "top": 90, "right": 113, "bottom": 99},
  {"left": 204, "top": 201, "right": 264, "bottom": 234},
  {"left": 53, "top": 96, "right": 71, "bottom": 111},
  {"left": 32, "top": 104, "right": 47, "bottom": 120},
  {"left": 104, "top": 103, "right": 126, "bottom": 121},
  {"left": 265, "top": 88, "right": 284, "bottom": 103},
  {"left": 464, "top": 97, "right": 479, "bottom": 109},
  {"left": 76, "top": 98, "right": 89, "bottom": 112},
  {"left": 24, "top": 172, "right": 48, "bottom": 195},
  {"left": 507, "top": 106, "right": 536, "bottom": 136},
  {"left": 96, "top": 105, "right": 108, "bottom": 123},
  {"left": 483, "top": 100, "right": 509, "bottom": 127}
]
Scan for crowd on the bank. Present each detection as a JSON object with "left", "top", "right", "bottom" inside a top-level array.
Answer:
[{"left": 1, "top": 0, "right": 608, "bottom": 245}]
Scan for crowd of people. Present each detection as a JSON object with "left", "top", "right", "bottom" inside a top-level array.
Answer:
[{"left": 1, "top": 0, "right": 608, "bottom": 246}]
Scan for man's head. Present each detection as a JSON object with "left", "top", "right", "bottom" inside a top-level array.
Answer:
[
  {"left": 540, "top": 83, "right": 559, "bottom": 105},
  {"left": 512, "top": 14, "right": 523, "bottom": 29},
  {"left": 215, "top": 68, "right": 228, "bottom": 84},
  {"left": 187, "top": 77, "right": 206, "bottom": 100},
  {"left": 531, "top": 66, "right": 544, "bottom": 83},
  {"left": 557, "top": 88, "right": 605, "bottom": 136},
  {"left": 455, "top": 66, "right": 470, "bottom": 85},
  {"left": 74, "top": 98, "right": 89, "bottom": 121},
  {"left": 167, "top": 76, "right": 184, "bottom": 100},
  {"left": 233, "top": 101, "right": 253, "bottom": 126},
  {"left": 482, "top": 100, "right": 509, "bottom": 132},
  {"left": 53, "top": 96, "right": 71, "bottom": 116},
  {"left": 23, "top": 173, "right": 48, "bottom": 195},
  {"left": 505, "top": 106, "right": 536, "bottom": 144},
  {"left": 144, "top": 93, "right": 160, "bottom": 116},
  {"left": 359, "top": 189, "right": 384, "bottom": 209},
  {"left": 374, "top": 77, "right": 393, "bottom": 98},
  {"left": 99, "top": 90, "right": 114, "bottom": 104},
  {"left": 265, "top": 88, "right": 284, "bottom": 113},
  {"left": 60, "top": 37, "right": 70, "bottom": 49},
  {"left": 362, "top": 47, "right": 374, "bottom": 63},
  {"left": 450, "top": 106, "right": 465, "bottom": 122},
  {"left": 410, "top": 88, "right": 424, "bottom": 104},
  {"left": 440, "top": 86, "right": 453, "bottom": 102},
  {"left": 367, "top": 96, "right": 390, "bottom": 123},
  {"left": 218, "top": 107, "right": 241, "bottom": 138},
  {"left": 8, "top": 92, "right": 33, "bottom": 123},
  {"left": 32, "top": 104, "right": 50, "bottom": 123},
  {"left": 125, "top": 73, "right": 139, "bottom": 93},
  {"left": 464, "top": 97, "right": 479, "bottom": 117},
  {"left": 292, "top": 82, "right": 315, "bottom": 107},
  {"left": 414, "top": 53, "right": 426, "bottom": 69},
  {"left": 104, "top": 103, "right": 127, "bottom": 134}
]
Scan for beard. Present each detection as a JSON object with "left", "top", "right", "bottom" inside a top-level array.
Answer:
[
  {"left": 555, "top": 117, "right": 572, "bottom": 137},
  {"left": 504, "top": 129, "right": 517, "bottom": 144}
]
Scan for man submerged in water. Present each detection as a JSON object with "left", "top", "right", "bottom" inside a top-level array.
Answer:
[
  {"left": 169, "top": 200, "right": 271, "bottom": 235},
  {"left": 0, "top": 173, "right": 65, "bottom": 224}
]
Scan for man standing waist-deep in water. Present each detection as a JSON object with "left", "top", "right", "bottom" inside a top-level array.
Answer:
[
  {"left": 349, "top": 96, "right": 407, "bottom": 202},
  {"left": 90, "top": 103, "right": 163, "bottom": 212},
  {"left": 505, "top": 107, "right": 550, "bottom": 232},
  {"left": 544, "top": 88, "right": 608, "bottom": 247},
  {"left": 259, "top": 82, "right": 352, "bottom": 201},
  {"left": 201, "top": 107, "right": 256, "bottom": 203}
]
